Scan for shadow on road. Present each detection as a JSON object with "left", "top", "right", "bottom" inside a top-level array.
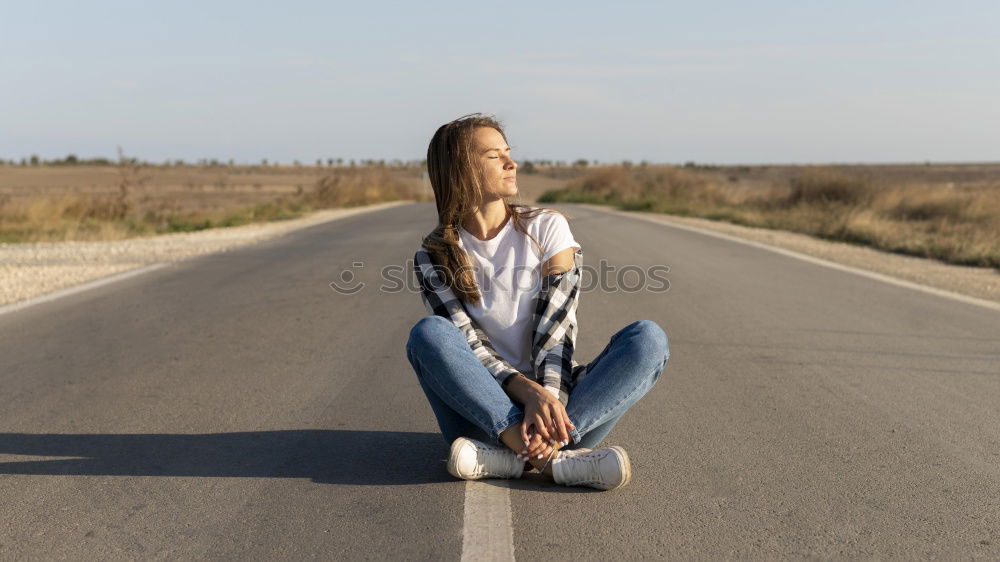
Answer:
[{"left": 0, "top": 430, "right": 452, "bottom": 486}]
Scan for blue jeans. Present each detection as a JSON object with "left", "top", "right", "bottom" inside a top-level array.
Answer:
[{"left": 405, "top": 316, "right": 669, "bottom": 450}]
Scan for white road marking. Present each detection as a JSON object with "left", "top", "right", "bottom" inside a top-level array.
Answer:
[
  {"left": 462, "top": 481, "right": 515, "bottom": 561},
  {"left": 584, "top": 204, "right": 1000, "bottom": 313},
  {"left": 0, "top": 263, "right": 170, "bottom": 317}
]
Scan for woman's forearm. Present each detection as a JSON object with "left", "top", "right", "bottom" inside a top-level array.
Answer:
[{"left": 504, "top": 374, "right": 544, "bottom": 405}]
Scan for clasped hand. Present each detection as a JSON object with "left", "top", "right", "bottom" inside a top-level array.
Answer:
[{"left": 518, "top": 385, "right": 574, "bottom": 462}]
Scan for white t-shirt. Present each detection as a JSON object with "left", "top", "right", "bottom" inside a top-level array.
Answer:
[{"left": 457, "top": 208, "right": 581, "bottom": 373}]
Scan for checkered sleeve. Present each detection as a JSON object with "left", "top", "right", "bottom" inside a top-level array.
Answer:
[
  {"left": 530, "top": 247, "right": 584, "bottom": 406},
  {"left": 413, "top": 248, "right": 523, "bottom": 388}
]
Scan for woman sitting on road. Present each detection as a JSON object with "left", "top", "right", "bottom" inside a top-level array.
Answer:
[{"left": 406, "top": 114, "right": 670, "bottom": 491}]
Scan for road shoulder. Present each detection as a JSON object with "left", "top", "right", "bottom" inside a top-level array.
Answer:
[
  {"left": 576, "top": 203, "right": 1000, "bottom": 306},
  {"left": 0, "top": 200, "right": 413, "bottom": 308}
]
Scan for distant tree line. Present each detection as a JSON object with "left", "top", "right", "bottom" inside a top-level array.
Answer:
[
  {"left": 0, "top": 154, "right": 117, "bottom": 166},
  {"left": 0, "top": 154, "right": 630, "bottom": 169}
]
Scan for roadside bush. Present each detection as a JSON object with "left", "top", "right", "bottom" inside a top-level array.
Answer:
[
  {"left": 784, "top": 168, "right": 873, "bottom": 207},
  {"left": 309, "top": 168, "right": 419, "bottom": 208}
]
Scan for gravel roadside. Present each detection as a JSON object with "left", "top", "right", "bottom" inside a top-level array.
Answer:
[
  {"left": 3, "top": 199, "right": 998, "bottom": 310},
  {"left": 577, "top": 203, "right": 1000, "bottom": 305},
  {"left": 0, "top": 200, "right": 410, "bottom": 307}
]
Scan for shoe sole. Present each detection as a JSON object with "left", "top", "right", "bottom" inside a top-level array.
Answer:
[
  {"left": 607, "top": 446, "right": 632, "bottom": 490},
  {"left": 447, "top": 437, "right": 474, "bottom": 480}
]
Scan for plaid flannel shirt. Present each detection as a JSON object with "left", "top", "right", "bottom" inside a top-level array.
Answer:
[{"left": 413, "top": 245, "right": 587, "bottom": 405}]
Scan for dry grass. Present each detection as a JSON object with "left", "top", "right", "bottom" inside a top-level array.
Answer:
[
  {"left": 0, "top": 165, "right": 430, "bottom": 243},
  {"left": 539, "top": 164, "right": 1000, "bottom": 270},
  {"left": 8, "top": 160, "right": 998, "bottom": 270}
]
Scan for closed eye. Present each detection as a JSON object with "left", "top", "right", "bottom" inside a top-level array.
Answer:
[{"left": 484, "top": 147, "right": 511, "bottom": 157}]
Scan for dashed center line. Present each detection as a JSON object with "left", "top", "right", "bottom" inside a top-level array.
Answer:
[{"left": 462, "top": 481, "right": 515, "bottom": 561}]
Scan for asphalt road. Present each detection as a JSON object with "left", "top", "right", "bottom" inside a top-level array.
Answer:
[{"left": 1, "top": 202, "right": 998, "bottom": 559}]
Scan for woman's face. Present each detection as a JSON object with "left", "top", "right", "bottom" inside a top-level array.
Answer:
[{"left": 472, "top": 126, "right": 518, "bottom": 200}]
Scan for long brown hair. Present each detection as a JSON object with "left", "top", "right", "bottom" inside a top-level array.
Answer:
[{"left": 422, "top": 113, "right": 567, "bottom": 306}]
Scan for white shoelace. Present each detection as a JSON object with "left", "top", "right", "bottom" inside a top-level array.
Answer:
[
  {"left": 475, "top": 445, "right": 516, "bottom": 477},
  {"left": 557, "top": 450, "right": 605, "bottom": 485}
]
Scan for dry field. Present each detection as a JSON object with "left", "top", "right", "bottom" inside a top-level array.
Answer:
[
  {"left": 540, "top": 163, "right": 1000, "bottom": 270},
  {"left": 0, "top": 163, "right": 570, "bottom": 244},
  {"left": 0, "top": 164, "right": 430, "bottom": 243},
  {"left": 5, "top": 161, "right": 995, "bottom": 272}
]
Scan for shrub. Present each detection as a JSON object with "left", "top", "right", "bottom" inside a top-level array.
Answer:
[{"left": 784, "top": 168, "right": 872, "bottom": 206}]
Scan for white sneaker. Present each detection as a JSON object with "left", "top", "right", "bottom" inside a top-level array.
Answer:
[
  {"left": 447, "top": 437, "right": 525, "bottom": 480},
  {"left": 552, "top": 446, "right": 632, "bottom": 490}
]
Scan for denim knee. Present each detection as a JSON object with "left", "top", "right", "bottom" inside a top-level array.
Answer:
[
  {"left": 627, "top": 319, "right": 670, "bottom": 372},
  {"left": 407, "top": 315, "right": 457, "bottom": 356}
]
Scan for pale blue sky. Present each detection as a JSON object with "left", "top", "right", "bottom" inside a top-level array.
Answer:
[{"left": 3, "top": 1, "right": 998, "bottom": 164}]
